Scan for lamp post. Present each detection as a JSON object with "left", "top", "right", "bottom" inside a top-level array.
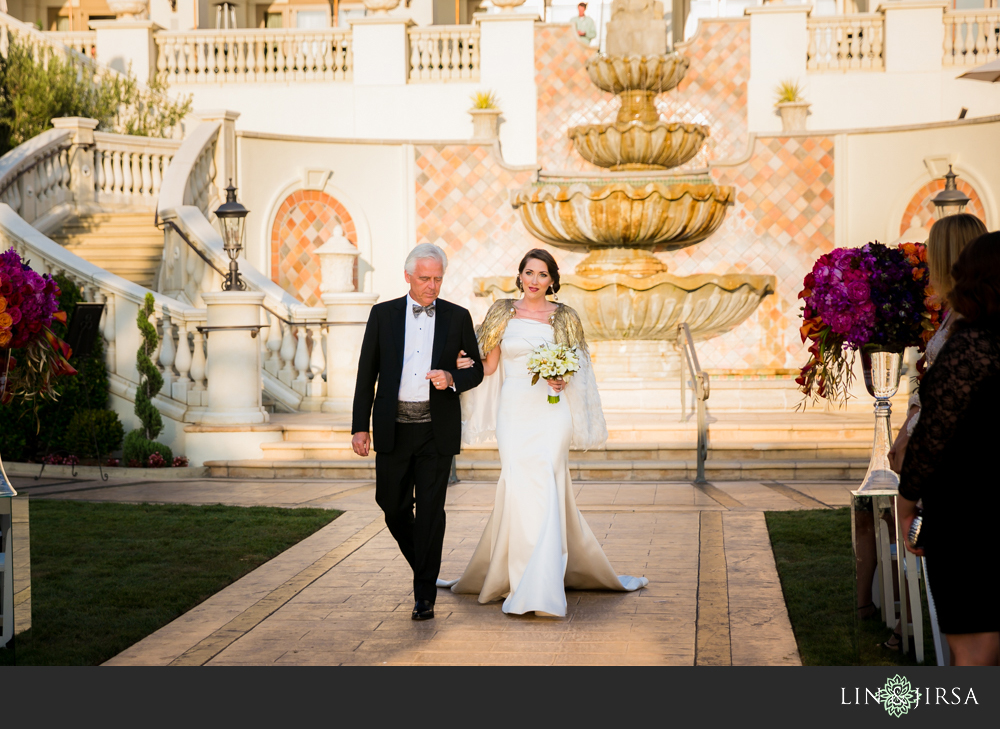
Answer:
[
  {"left": 931, "top": 165, "right": 971, "bottom": 220},
  {"left": 214, "top": 181, "right": 249, "bottom": 292}
]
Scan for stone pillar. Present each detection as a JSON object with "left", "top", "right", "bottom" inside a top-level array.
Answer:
[
  {"left": 322, "top": 293, "right": 379, "bottom": 413},
  {"left": 350, "top": 16, "right": 415, "bottom": 86},
  {"left": 745, "top": 5, "right": 810, "bottom": 134},
  {"left": 476, "top": 12, "right": 539, "bottom": 166},
  {"left": 878, "top": 1, "right": 948, "bottom": 74},
  {"left": 315, "top": 225, "right": 379, "bottom": 413},
  {"left": 90, "top": 20, "right": 161, "bottom": 82},
  {"left": 192, "top": 110, "right": 241, "bottom": 199},
  {"left": 50, "top": 117, "right": 100, "bottom": 209},
  {"left": 198, "top": 291, "right": 269, "bottom": 424}
]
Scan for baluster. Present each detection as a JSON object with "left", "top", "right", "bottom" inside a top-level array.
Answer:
[
  {"left": 279, "top": 320, "right": 296, "bottom": 387},
  {"left": 103, "top": 292, "right": 117, "bottom": 374},
  {"left": 265, "top": 312, "right": 282, "bottom": 376},
  {"left": 223, "top": 33, "right": 234, "bottom": 82},
  {"left": 461, "top": 33, "right": 472, "bottom": 79},
  {"left": 430, "top": 36, "right": 442, "bottom": 80},
  {"left": 110, "top": 150, "right": 123, "bottom": 197},
  {"left": 871, "top": 20, "right": 884, "bottom": 69},
  {"left": 59, "top": 149, "right": 71, "bottom": 204},
  {"left": 943, "top": 18, "right": 955, "bottom": 66},
  {"left": 307, "top": 325, "right": 326, "bottom": 398},
  {"left": 469, "top": 33, "right": 479, "bottom": 77},
  {"left": 295, "top": 33, "right": 307, "bottom": 80},
  {"left": 173, "top": 320, "right": 193, "bottom": 402},
  {"left": 159, "top": 312, "right": 177, "bottom": 396},
  {"left": 189, "top": 326, "right": 207, "bottom": 404},
  {"left": 293, "top": 324, "right": 310, "bottom": 395},
  {"left": 859, "top": 20, "right": 872, "bottom": 70},
  {"left": 410, "top": 33, "right": 421, "bottom": 80},
  {"left": 157, "top": 38, "right": 168, "bottom": 81},
  {"left": 102, "top": 149, "right": 113, "bottom": 196},
  {"left": 449, "top": 33, "right": 460, "bottom": 80},
  {"left": 324, "top": 35, "right": 335, "bottom": 81},
  {"left": 127, "top": 152, "right": 139, "bottom": 198},
  {"left": 140, "top": 153, "right": 152, "bottom": 199},
  {"left": 151, "top": 154, "right": 163, "bottom": 198},
  {"left": 244, "top": 33, "right": 256, "bottom": 82},
  {"left": 345, "top": 35, "right": 354, "bottom": 80},
  {"left": 194, "top": 36, "right": 206, "bottom": 81},
  {"left": 254, "top": 34, "right": 266, "bottom": 81},
  {"left": 276, "top": 37, "right": 287, "bottom": 81}
]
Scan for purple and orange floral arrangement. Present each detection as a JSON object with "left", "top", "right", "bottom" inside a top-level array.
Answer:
[
  {"left": 797, "top": 241, "right": 938, "bottom": 403},
  {"left": 0, "top": 248, "right": 76, "bottom": 405}
]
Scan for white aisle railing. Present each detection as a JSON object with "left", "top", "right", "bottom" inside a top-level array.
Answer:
[
  {"left": 408, "top": 25, "right": 480, "bottom": 81},
  {"left": 93, "top": 132, "right": 182, "bottom": 210},
  {"left": 943, "top": 10, "right": 1000, "bottom": 67},
  {"left": 807, "top": 14, "right": 885, "bottom": 72},
  {"left": 44, "top": 31, "right": 98, "bottom": 59},
  {"left": 154, "top": 28, "right": 353, "bottom": 84}
]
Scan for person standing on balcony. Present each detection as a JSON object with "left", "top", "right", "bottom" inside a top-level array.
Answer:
[
  {"left": 573, "top": 3, "right": 597, "bottom": 45},
  {"left": 351, "top": 243, "right": 484, "bottom": 622}
]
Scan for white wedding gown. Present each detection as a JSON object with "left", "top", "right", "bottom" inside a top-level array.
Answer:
[{"left": 438, "top": 318, "right": 647, "bottom": 616}]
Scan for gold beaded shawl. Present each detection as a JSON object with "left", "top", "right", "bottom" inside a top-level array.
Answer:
[{"left": 475, "top": 298, "right": 588, "bottom": 358}]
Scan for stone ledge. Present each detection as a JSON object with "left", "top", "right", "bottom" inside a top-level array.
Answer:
[{"left": 4, "top": 462, "right": 209, "bottom": 480}]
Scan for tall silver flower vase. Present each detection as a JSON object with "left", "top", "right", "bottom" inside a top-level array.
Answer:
[{"left": 856, "top": 347, "right": 904, "bottom": 495}]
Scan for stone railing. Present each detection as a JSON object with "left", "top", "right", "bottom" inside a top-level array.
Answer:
[
  {"left": 45, "top": 31, "right": 98, "bottom": 59},
  {"left": 0, "top": 129, "right": 72, "bottom": 227},
  {"left": 0, "top": 205, "right": 208, "bottom": 423},
  {"left": 408, "top": 25, "right": 480, "bottom": 82},
  {"left": 943, "top": 9, "right": 1000, "bottom": 67},
  {"left": 93, "top": 132, "right": 181, "bottom": 210},
  {"left": 154, "top": 28, "right": 354, "bottom": 84},
  {"left": 157, "top": 120, "right": 348, "bottom": 413},
  {"left": 807, "top": 14, "right": 885, "bottom": 71}
]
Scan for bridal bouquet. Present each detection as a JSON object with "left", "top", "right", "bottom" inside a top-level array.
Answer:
[
  {"left": 0, "top": 248, "right": 75, "bottom": 406},
  {"left": 526, "top": 342, "right": 580, "bottom": 404},
  {"left": 796, "top": 241, "right": 935, "bottom": 404}
]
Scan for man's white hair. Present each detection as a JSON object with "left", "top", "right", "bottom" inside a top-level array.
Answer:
[{"left": 404, "top": 243, "right": 448, "bottom": 275}]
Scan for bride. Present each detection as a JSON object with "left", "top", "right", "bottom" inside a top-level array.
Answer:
[{"left": 438, "top": 249, "right": 648, "bottom": 617}]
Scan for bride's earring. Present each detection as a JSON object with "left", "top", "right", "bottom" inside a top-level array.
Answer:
[
  {"left": 548, "top": 285, "right": 558, "bottom": 301},
  {"left": 517, "top": 277, "right": 524, "bottom": 297}
]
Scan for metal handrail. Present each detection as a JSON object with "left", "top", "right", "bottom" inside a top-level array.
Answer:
[{"left": 677, "top": 323, "right": 709, "bottom": 484}]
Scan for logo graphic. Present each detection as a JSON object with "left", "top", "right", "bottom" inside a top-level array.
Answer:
[{"left": 879, "top": 675, "right": 919, "bottom": 717}]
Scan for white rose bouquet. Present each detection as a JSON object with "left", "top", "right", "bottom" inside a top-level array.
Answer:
[{"left": 526, "top": 342, "right": 580, "bottom": 404}]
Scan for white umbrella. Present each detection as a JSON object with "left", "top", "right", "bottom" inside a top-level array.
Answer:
[{"left": 958, "top": 58, "right": 1000, "bottom": 82}]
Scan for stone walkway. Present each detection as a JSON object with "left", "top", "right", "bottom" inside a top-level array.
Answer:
[{"left": 15, "top": 475, "right": 856, "bottom": 666}]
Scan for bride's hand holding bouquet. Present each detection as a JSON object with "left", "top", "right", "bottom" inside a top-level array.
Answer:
[{"left": 526, "top": 342, "right": 580, "bottom": 403}]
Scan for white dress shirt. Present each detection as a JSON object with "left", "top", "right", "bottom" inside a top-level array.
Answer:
[{"left": 398, "top": 294, "right": 435, "bottom": 403}]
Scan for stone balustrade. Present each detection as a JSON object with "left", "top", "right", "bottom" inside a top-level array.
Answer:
[
  {"left": 45, "top": 31, "right": 98, "bottom": 59},
  {"left": 943, "top": 9, "right": 1000, "bottom": 67},
  {"left": 807, "top": 13, "right": 885, "bottom": 72},
  {"left": 93, "top": 132, "right": 181, "bottom": 209},
  {"left": 154, "top": 28, "right": 354, "bottom": 84},
  {"left": 0, "top": 129, "right": 72, "bottom": 226},
  {"left": 407, "top": 25, "right": 480, "bottom": 81}
]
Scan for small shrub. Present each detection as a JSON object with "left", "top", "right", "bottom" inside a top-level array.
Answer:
[
  {"left": 106, "top": 457, "right": 120, "bottom": 467},
  {"left": 147, "top": 452, "right": 166, "bottom": 468},
  {"left": 65, "top": 409, "right": 125, "bottom": 459},
  {"left": 122, "top": 428, "right": 172, "bottom": 467},
  {"left": 172, "top": 456, "right": 189, "bottom": 468},
  {"left": 774, "top": 79, "right": 804, "bottom": 105},
  {"left": 470, "top": 90, "right": 500, "bottom": 109}
]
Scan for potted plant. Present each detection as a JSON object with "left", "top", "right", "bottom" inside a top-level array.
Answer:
[
  {"left": 774, "top": 79, "right": 810, "bottom": 133},
  {"left": 469, "top": 90, "right": 502, "bottom": 141}
]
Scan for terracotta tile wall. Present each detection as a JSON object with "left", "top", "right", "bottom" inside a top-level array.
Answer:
[
  {"left": 533, "top": 19, "right": 750, "bottom": 174},
  {"left": 271, "top": 190, "right": 357, "bottom": 306}
]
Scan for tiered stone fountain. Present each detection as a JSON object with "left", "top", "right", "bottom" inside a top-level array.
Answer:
[{"left": 475, "top": 0, "right": 774, "bottom": 378}]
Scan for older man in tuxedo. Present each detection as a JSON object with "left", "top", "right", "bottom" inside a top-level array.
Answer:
[{"left": 351, "top": 243, "right": 484, "bottom": 620}]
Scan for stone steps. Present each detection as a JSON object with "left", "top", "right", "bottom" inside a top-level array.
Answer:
[
  {"left": 205, "top": 457, "right": 868, "bottom": 481},
  {"left": 49, "top": 213, "right": 163, "bottom": 289}
]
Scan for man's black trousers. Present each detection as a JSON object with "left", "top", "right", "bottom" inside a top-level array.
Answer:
[{"left": 375, "top": 421, "right": 451, "bottom": 603}]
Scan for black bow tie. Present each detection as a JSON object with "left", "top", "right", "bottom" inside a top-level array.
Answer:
[{"left": 412, "top": 302, "right": 436, "bottom": 318}]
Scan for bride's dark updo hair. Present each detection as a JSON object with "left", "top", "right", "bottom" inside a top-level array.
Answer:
[{"left": 516, "top": 248, "right": 560, "bottom": 295}]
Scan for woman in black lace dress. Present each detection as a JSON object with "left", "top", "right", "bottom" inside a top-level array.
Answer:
[{"left": 898, "top": 231, "right": 1000, "bottom": 666}]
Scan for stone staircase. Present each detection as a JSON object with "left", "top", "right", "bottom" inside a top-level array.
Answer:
[
  {"left": 49, "top": 213, "right": 164, "bottom": 288},
  {"left": 204, "top": 412, "right": 875, "bottom": 481}
]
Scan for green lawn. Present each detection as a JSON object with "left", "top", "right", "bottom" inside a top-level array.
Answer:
[
  {"left": 766, "top": 508, "right": 936, "bottom": 666},
  {"left": 1, "top": 500, "right": 341, "bottom": 666}
]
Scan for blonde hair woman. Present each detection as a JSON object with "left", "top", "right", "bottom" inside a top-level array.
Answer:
[{"left": 889, "top": 213, "right": 988, "bottom": 473}]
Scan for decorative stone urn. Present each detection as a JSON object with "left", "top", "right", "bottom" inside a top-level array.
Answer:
[
  {"left": 469, "top": 108, "right": 502, "bottom": 140},
  {"left": 362, "top": 0, "right": 401, "bottom": 15},
  {"left": 569, "top": 121, "right": 708, "bottom": 170},
  {"left": 106, "top": 0, "right": 149, "bottom": 19},
  {"left": 777, "top": 101, "right": 810, "bottom": 132},
  {"left": 315, "top": 226, "right": 359, "bottom": 294},
  {"left": 491, "top": 0, "right": 528, "bottom": 10}
]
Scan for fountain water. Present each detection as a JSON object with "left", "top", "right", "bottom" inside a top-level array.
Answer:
[{"left": 475, "top": 0, "right": 774, "bottom": 376}]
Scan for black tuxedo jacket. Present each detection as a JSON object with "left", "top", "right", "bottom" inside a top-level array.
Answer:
[{"left": 352, "top": 296, "right": 484, "bottom": 456}]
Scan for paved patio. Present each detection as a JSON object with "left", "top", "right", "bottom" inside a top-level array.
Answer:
[{"left": 14, "top": 475, "right": 856, "bottom": 666}]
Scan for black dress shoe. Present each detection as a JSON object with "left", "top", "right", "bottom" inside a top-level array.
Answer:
[{"left": 412, "top": 599, "right": 435, "bottom": 621}]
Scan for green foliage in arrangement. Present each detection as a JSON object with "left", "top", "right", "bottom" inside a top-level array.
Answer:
[
  {"left": 0, "top": 274, "right": 111, "bottom": 461},
  {"left": 65, "top": 409, "right": 125, "bottom": 459},
  {"left": 134, "top": 293, "right": 163, "bottom": 442},
  {"left": 0, "top": 33, "right": 192, "bottom": 156},
  {"left": 122, "top": 428, "right": 172, "bottom": 467}
]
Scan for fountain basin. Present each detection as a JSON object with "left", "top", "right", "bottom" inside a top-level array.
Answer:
[
  {"left": 568, "top": 120, "right": 708, "bottom": 170},
  {"left": 587, "top": 54, "right": 690, "bottom": 96},
  {"left": 511, "top": 178, "right": 734, "bottom": 252},
  {"left": 474, "top": 272, "right": 776, "bottom": 341}
]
